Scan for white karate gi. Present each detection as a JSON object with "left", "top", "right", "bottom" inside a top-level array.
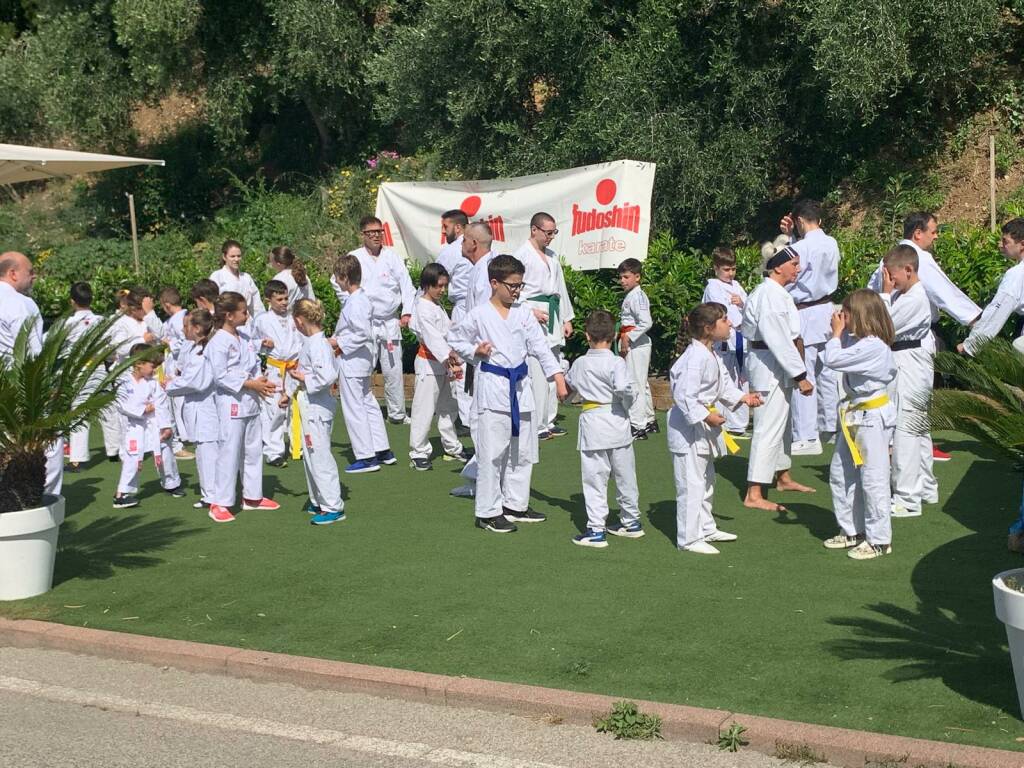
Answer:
[
  {"left": 742, "top": 278, "right": 806, "bottom": 484},
  {"left": 334, "top": 287, "right": 390, "bottom": 460},
  {"left": 702, "top": 278, "right": 750, "bottom": 432},
  {"left": 206, "top": 328, "right": 264, "bottom": 507},
  {"left": 210, "top": 267, "right": 265, "bottom": 324},
  {"left": 823, "top": 335, "right": 896, "bottom": 546},
  {"left": 668, "top": 341, "right": 744, "bottom": 548},
  {"left": 65, "top": 309, "right": 105, "bottom": 463},
  {"left": 162, "top": 308, "right": 188, "bottom": 452},
  {"left": 275, "top": 268, "right": 316, "bottom": 310},
  {"left": 448, "top": 302, "right": 560, "bottom": 518},
  {"left": 143, "top": 310, "right": 163, "bottom": 339},
  {"left": 438, "top": 236, "right": 472, "bottom": 323},
  {"left": 880, "top": 282, "right": 934, "bottom": 515},
  {"left": 786, "top": 228, "right": 841, "bottom": 441},
  {"left": 253, "top": 309, "right": 302, "bottom": 460},
  {"left": 331, "top": 246, "right": 415, "bottom": 422},
  {"left": 963, "top": 261, "right": 1024, "bottom": 354},
  {"left": 165, "top": 341, "right": 219, "bottom": 504},
  {"left": 296, "top": 332, "right": 343, "bottom": 512},
  {"left": 515, "top": 241, "right": 575, "bottom": 433},
  {"left": 115, "top": 372, "right": 181, "bottom": 495},
  {"left": 454, "top": 250, "right": 498, "bottom": 433},
  {"left": 620, "top": 285, "right": 655, "bottom": 431},
  {"left": 566, "top": 349, "right": 639, "bottom": 532},
  {"left": 103, "top": 313, "right": 152, "bottom": 459},
  {"left": 409, "top": 296, "right": 463, "bottom": 461}
]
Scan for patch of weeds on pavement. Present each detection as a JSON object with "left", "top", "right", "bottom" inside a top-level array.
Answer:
[
  {"left": 774, "top": 739, "right": 825, "bottom": 764},
  {"left": 717, "top": 722, "right": 748, "bottom": 752},
  {"left": 593, "top": 701, "right": 663, "bottom": 740},
  {"left": 863, "top": 754, "right": 909, "bottom": 768}
]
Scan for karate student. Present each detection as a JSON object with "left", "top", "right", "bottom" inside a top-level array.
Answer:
[
  {"left": 437, "top": 209, "right": 472, "bottom": 324},
  {"left": 670, "top": 303, "right": 764, "bottom": 554},
  {"left": 112, "top": 343, "right": 185, "bottom": 508},
  {"left": 447, "top": 254, "right": 569, "bottom": 533},
  {"left": 254, "top": 279, "right": 302, "bottom": 466},
  {"left": 331, "top": 253, "right": 396, "bottom": 473},
  {"left": 65, "top": 282, "right": 105, "bottom": 472},
  {"left": 165, "top": 310, "right": 219, "bottom": 509},
  {"left": 617, "top": 258, "right": 656, "bottom": 439},
  {"left": 159, "top": 286, "right": 193, "bottom": 460},
  {"left": 210, "top": 239, "right": 265, "bottom": 323},
  {"left": 876, "top": 245, "right": 933, "bottom": 519},
  {"left": 103, "top": 288, "right": 156, "bottom": 462},
  {"left": 190, "top": 279, "right": 219, "bottom": 312},
  {"left": 205, "top": 291, "right": 280, "bottom": 523},
  {"left": 268, "top": 245, "right": 315, "bottom": 309},
  {"left": 701, "top": 247, "right": 750, "bottom": 437},
  {"left": 822, "top": 290, "right": 897, "bottom": 560},
  {"left": 409, "top": 263, "right": 467, "bottom": 470},
  {"left": 331, "top": 216, "right": 416, "bottom": 424},
  {"left": 140, "top": 289, "right": 163, "bottom": 340},
  {"left": 778, "top": 199, "right": 840, "bottom": 456},
  {"left": 565, "top": 310, "right": 642, "bottom": 548},
  {"left": 290, "top": 299, "right": 345, "bottom": 525},
  {"left": 741, "top": 246, "right": 816, "bottom": 512},
  {"left": 868, "top": 211, "right": 981, "bottom": 467},
  {"left": 515, "top": 212, "right": 575, "bottom": 440},
  {"left": 960, "top": 218, "right": 1024, "bottom": 355}
]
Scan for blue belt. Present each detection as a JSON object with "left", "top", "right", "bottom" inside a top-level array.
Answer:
[
  {"left": 480, "top": 361, "right": 530, "bottom": 437},
  {"left": 719, "top": 331, "right": 744, "bottom": 370}
]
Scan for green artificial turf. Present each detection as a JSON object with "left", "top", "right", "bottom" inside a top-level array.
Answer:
[{"left": 3, "top": 410, "right": 1022, "bottom": 752}]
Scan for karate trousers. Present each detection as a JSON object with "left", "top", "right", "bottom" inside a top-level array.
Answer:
[
  {"left": 373, "top": 335, "right": 406, "bottom": 422},
  {"left": 528, "top": 348, "right": 560, "bottom": 433},
  {"left": 195, "top": 440, "right": 218, "bottom": 505},
  {"left": 118, "top": 439, "right": 180, "bottom": 495},
  {"left": 790, "top": 342, "right": 839, "bottom": 441},
  {"left": 338, "top": 375, "right": 390, "bottom": 461},
  {"left": 409, "top": 371, "right": 463, "bottom": 460},
  {"left": 830, "top": 410, "right": 894, "bottom": 546},
  {"left": 890, "top": 349, "right": 937, "bottom": 511},
  {"left": 747, "top": 384, "right": 793, "bottom": 485},
  {"left": 625, "top": 341, "right": 655, "bottom": 430},
  {"left": 298, "top": 394, "right": 343, "bottom": 513},
  {"left": 213, "top": 415, "right": 262, "bottom": 507},
  {"left": 99, "top": 403, "right": 122, "bottom": 459},
  {"left": 45, "top": 438, "right": 64, "bottom": 498},
  {"left": 673, "top": 449, "right": 719, "bottom": 549},
  {"left": 581, "top": 445, "right": 640, "bottom": 531},
  {"left": 475, "top": 410, "right": 536, "bottom": 519},
  {"left": 260, "top": 365, "right": 296, "bottom": 461},
  {"left": 720, "top": 350, "right": 749, "bottom": 433}
]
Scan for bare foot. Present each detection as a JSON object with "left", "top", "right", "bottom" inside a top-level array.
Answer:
[
  {"left": 743, "top": 496, "right": 787, "bottom": 512},
  {"left": 776, "top": 479, "right": 816, "bottom": 493}
]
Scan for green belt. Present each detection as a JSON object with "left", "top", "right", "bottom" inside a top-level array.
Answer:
[{"left": 530, "top": 293, "right": 560, "bottom": 334}]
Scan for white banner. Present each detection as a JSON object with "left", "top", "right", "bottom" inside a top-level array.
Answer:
[{"left": 374, "top": 159, "right": 656, "bottom": 270}]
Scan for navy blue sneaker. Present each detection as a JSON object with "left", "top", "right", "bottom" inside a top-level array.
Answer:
[
  {"left": 376, "top": 449, "right": 397, "bottom": 465},
  {"left": 345, "top": 458, "right": 381, "bottom": 474},
  {"left": 607, "top": 521, "right": 645, "bottom": 538},
  {"left": 303, "top": 501, "right": 321, "bottom": 515},
  {"left": 573, "top": 529, "right": 608, "bottom": 548},
  {"left": 548, "top": 425, "right": 568, "bottom": 437},
  {"left": 165, "top": 485, "right": 187, "bottom": 498},
  {"left": 311, "top": 510, "right": 345, "bottom": 525},
  {"left": 410, "top": 457, "right": 432, "bottom": 471}
]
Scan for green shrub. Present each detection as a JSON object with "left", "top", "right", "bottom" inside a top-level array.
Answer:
[{"left": 593, "top": 701, "right": 662, "bottom": 740}]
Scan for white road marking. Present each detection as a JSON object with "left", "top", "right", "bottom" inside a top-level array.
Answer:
[{"left": 0, "top": 675, "right": 567, "bottom": 768}]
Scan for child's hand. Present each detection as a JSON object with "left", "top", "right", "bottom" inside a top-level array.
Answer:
[
  {"left": 159, "top": 427, "right": 172, "bottom": 441},
  {"left": 144, "top": 402, "right": 156, "bottom": 414},
  {"left": 554, "top": 373, "right": 569, "bottom": 401},
  {"left": 277, "top": 394, "right": 289, "bottom": 409},
  {"left": 290, "top": 368, "right": 306, "bottom": 382},
  {"left": 881, "top": 266, "right": 895, "bottom": 293},
  {"left": 475, "top": 341, "right": 493, "bottom": 358},
  {"left": 830, "top": 310, "right": 846, "bottom": 338},
  {"left": 327, "top": 337, "right": 341, "bottom": 357},
  {"left": 704, "top": 411, "right": 726, "bottom": 427},
  {"left": 797, "top": 379, "right": 814, "bottom": 396},
  {"left": 619, "top": 336, "right": 630, "bottom": 357},
  {"left": 262, "top": 338, "right": 275, "bottom": 350},
  {"left": 729, "top": 293, "right": 743, "bottom": 307},
  {"left": 246, "top": 376, "right": 277, "bottom": 398},
  {"left": 741, "top": 392, "right": 764, "bottom": 408},
  {"left": 143, "top": 332, "right": 156, "bottom": 343}
]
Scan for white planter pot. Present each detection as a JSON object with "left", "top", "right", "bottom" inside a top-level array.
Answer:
[{"left": 0, "top": 495, "right": 65, "bottom": 601}]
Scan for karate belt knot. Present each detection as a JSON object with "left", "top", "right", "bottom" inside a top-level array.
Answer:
[
  {"left": 530, "top": 293, "right": 561, "bottom": 334},
  {"left": 706, "top": 405, "right": 740, "bottom": 454},
  {"left": 480, "top": 361, "right": 529, "bottom": 437},
  {"left": 267, "top": 356, "right": 303, "bottom": 461},
  {"left": 838, "top": 393, "right": 889, "bottom": 467},
  {"left": 614, "top": 324, "right": 635, "bottom": 355}
]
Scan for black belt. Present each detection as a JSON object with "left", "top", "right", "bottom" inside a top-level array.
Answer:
[
  {"left": 751, "top": 340, "right": 769, "bottom": 350},
  {"left": 891, "top": 339, "right": 923, "bottom": 351},
  {"left": 795, "top": 296, "right": 834, "bottom": 310}
]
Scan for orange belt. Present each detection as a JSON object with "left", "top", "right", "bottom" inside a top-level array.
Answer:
[
  {"left": 417, "top": 343, "right": 437, "bottom": 361},
  {"left": 619, "top": 325, "right": 636, "bottom": 337}
]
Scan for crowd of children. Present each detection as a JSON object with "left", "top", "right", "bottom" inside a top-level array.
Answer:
[{"left": 56, "top": 210, "right": 1024, "bottom": 555}]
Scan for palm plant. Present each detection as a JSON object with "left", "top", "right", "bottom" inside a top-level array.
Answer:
[{"left": 0, "top": 314, "right": 140, "bottom": 513}]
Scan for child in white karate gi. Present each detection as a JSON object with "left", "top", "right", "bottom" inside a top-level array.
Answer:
[
  {"left": 290, "top": 299, "right": 345, "bottom": 525},
  {"left": 702, "top": 247, "right": 750, "bottom": 436},
  {"left": 65, "top": 282, "right": 104, "bottom": 472},
  {"left": 165, "top": 310, "right": 219, "bottom": 510},
  {"left": 331, "top": 254, "right": 395, "bottom": 473},
  {"left": 669, "top": 303, "right": 763, "bottom": 554},
  {"left": 409, "top": 263, "right": 467, "bottom": 470},
  {"left": 112, "top": 343, "right": 184, "bottom": 509},
  {"left": 159, "top": 285, "right": 192, "bottom": 460},
  {"left": 822, "top": 290, "right": 897, "bottom": 560},
  {"left": 205, "top": 291, "right": 280, "bottom": 523},
  {"left": 617, "top": 257, "right": 656, "bottom": 440},
  {"left": 447, "top": 254, "right": 569, "bottom": 533},
  {"left": 268, "top": 245, "right": 316, "bottom": 309},
  {"left": 190, "top": 279, "right": 219, "bottom": 313},
  {"left": 254, "top": 279, "right": 302, "bottom": 466},
  {"left": 565, "top": 310, "right": 642, "bottom": 548}
]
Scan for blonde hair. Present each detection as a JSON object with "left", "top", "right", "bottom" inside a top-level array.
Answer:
[
  {"left": 292, "top": 298, "right": 325, "bottom": 327},
  {"left": 842, "top": 289, "right": 894, "bottom": 345}
]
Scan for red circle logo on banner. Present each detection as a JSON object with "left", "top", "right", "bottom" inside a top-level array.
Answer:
[
  {"left": 461, "top": 195, "right": 482, "bottom": 216},
  {"left": 595, "top": 179, "right": 616, "bottom": 205}
]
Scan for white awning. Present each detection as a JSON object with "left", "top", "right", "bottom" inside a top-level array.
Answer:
[{"left": 0, "top": 143, "right": 164, "bottom": 184}]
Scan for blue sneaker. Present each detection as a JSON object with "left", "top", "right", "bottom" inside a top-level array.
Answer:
[
  {"left": 311, "top": 510, "right": 345, "bottom": 525},
  {"left": 345, "top": 458, "right": 381, "bottom": 474},
  {"left": 303, "top": 501, "right": 321, "bottom": 515},
  {"left": 607, "top": 522, "right": 645, "bottom": 539},
  {"left": 376, "top": 449, "right": 397, "bottom": 465},
  {"left": 573, "top": 529, "right": 608, "bottom": 548}
]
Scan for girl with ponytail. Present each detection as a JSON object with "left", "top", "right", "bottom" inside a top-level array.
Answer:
[{"left": 268, "top": 245, "right": 315, "bottom": 309}]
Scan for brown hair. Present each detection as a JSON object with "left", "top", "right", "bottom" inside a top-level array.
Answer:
[
  {"left": 129, "top": 342, "right": 164, "bottom": 367},
  {"left": 584, "top": 310, "right": 616, "bottom": 343},
  {"left": 333, "top": 253, "right": 362, "bottom": 285},
  {"left": 292, "top": 298, "right": 325, "bottom": 327},
  {"left": 711, "top": 246, "right": 736, "bottom": 268},
  {"left": 122, "top": 288, "right": 145, "bottom": 311},
  {"left": 270, "top": 245, "right": 308, "bottom": 288},
  {"left": 213, "top": 291, "right": 246, "bottom": 329},
  {"left": 882, "top": 244, "right": 918, "bottom": 272},
  {"left": 674, "top": 302, "right": 726, "bottom": 355},
  {"left": 187, "top": 309, "right": 215, "bottom": 351},
  {"left": 841, "top": 289, "right": 895, "bottom": 345}
]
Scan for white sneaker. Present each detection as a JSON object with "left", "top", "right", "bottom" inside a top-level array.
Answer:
[
  {"left": 848, "top": 541, "right": 892, "bottom": 560},
  {"left": 449, "top": 483, "right": 475, "bottom": 498},
  {"left": 705, "top": 530, "right": 738, "bottom": 542},
  {"left": 791, "top": 439, "right": 823, "bottom": 456},
  {"left": 681, "top": 541, "right": 720, "bottom": 555},
  {"left": 823, "top": 532, "right": 863, "bottom": 549},
  {"left": 891, "top": 504, "right": 922, "bottom": 518}
]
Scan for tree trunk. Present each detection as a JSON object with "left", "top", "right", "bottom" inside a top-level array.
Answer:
[{"left": 301, "top": 92, "right": 332, "bottom": 168}]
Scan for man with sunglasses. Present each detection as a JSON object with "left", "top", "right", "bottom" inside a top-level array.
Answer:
[{"left": 514, "top": 212, "right": 575, "bottom": 441}]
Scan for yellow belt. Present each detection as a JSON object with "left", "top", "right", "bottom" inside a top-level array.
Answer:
[
  {"left": 839, "top": 394, "right": 890, "bottom": 467},
  {"left": 266, "top": 357, "right": 303, "bottom": 461},
  {"left": 581, "top": 400, "right": 610, "bottom": 411},
  {"left": 266, "top": 357, "right": 297, "bottom": 376},
  {"left": 707, "top": 405, "right": 740, "bottom": 454}
]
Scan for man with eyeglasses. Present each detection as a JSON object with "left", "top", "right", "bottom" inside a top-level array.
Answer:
[
  {"left": 514, "top": 212, "right": 575, "bottom": 441},
  {"left": 331, "top": 215, "right": 416, "bottom": 425}
]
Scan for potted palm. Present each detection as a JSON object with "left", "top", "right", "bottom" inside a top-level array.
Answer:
[
  {"left": 0, "top": 314, "right": 137, "bottom": 601},
  {"left": 928, "top": 338, "right": 1024, "bottom": 715}
]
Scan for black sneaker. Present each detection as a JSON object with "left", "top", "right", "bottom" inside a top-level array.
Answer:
[
  {"left": 631, "top": 427, "right": 648, "bottom": 441},
  {"left": 165, "top": 485, "right": 187, "bottom": 498},
  {"left": 410, "top": 457, "right": 432, "bottom": 471},
  {"left": 107, "top": 454, "right": 119, "bottom": 463},
  {"left": 644, "top": 420, "right": 660, "bottom": 434},
  {"left": 548, "top": 425, "right": 568, "bottom": 438},
  {"left": 376, "top": 449, "right": 398, "bottom": 465},
  {"left": 192, "top": 500, "right": 210, "bottom": 509},
  {"left": 503, "top": 506, "right": 546, "bottom": 523},
  {"left": 476, "top": 515, "right": 517, "bottom": 533},
  {"left": 113, "top": 495, "right": 139, "bottom": 509},
  {"left": 65, "top": 462, "right": 82, "bottom": 473},
  {"left": 267, "top": 455, "right": 288, "bottom": 468}
]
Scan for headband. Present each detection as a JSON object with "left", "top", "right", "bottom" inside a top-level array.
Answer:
[{"left": 766, "top": 245, "right": 798, "bottom": 271}]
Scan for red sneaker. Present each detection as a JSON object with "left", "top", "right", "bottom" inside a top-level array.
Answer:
[
  {"left": 932, "top": 446, "right": 952, "bottom": 462},
  {"left": 242, "top": 497, "right": 280, "bottom": 511},
  {"left": 208, "top": 505, "right": 235, "bottom": 523}
]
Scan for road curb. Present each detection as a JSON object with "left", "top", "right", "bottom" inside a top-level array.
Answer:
[{"left": 1, "top": 618, "right": 1020, "bottom": 767}]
